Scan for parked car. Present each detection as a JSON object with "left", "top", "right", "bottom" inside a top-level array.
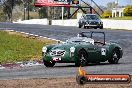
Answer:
[
  {"left": 42, "top": 31, "right": 123, "bottom": 67},
  {"left": 78, "top": 14, "right": 103, "bottom": 29}
]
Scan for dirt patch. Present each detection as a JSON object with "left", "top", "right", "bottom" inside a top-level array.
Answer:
[{"left": 0, "top": 76, "right": 131, "bottom": 88}]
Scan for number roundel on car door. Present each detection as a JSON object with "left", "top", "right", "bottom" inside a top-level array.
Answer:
[{"left": 101, "top": 48, "right": 106, "bottom": 56}]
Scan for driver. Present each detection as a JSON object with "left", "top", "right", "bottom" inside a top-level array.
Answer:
[{"left": 77, "top": 33, "right": 87, "bottom": 37}]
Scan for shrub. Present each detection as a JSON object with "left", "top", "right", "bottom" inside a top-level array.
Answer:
[
  {"left": 101, "top": 10, "right": 112, "bottom": 18},
  {"left": 123, "top": 6, "right": 132, "bottom": 16},
  {"left": 0, "top": 8, "right": 7, "bottom": 22}
]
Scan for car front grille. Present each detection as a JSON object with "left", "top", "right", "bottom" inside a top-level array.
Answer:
[
  {"left": 89, "top": 22, "right": 98, "bottom": 25},
  {"left": 50, "top": 50, "right": 65, "bottom": 56}
]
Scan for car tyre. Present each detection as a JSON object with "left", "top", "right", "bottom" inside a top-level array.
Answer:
[
  {"left": 79, "top": 24, "right": 82, "bottom": 28},
  {"left": 75, "top": 50, "right": 87, "bottom": 67},
  {"left": 81, "top": 24, "right": 86, "bottom": 29},
  {"left": 108, "top": 48, "right": 120, "bottom": 64},
  {"left": 84, "top": 26, "right": 87, "bottom": 29},
  {"left": 44, "top": 60, "right": 55, "bottom": 67},
  {"left": 100, "top": 26, "right": 103, "bottom": 29},
  {"left": 94, "top": 27, "right": 97, "bottom": 29},
  {"left": 83, "top": 25, "right": 87, "bottom": 29}
]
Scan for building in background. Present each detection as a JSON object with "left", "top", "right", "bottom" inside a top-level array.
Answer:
[{"left": 112, "top": 8, "right": 125, "bottom": 17}]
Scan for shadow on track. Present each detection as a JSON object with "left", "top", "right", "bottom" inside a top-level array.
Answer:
[{"left": 53, "top": 62, "right": 123, "bottom": 68}]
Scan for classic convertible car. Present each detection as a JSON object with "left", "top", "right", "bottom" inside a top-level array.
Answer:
[
  {"left": 78, "top": 14, "right": 103, "bottom": 29},
  {"left": 42, "top": 31, "right": 123, "bottom": 67}
]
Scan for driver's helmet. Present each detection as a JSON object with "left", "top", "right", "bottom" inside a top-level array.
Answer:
[{"left": 77, "top": 33, "right": 87, "bottom": 37}]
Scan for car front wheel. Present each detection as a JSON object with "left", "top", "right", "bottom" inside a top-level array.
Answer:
[
  {"left": 82, "top": 24, "right": 87, "bottom": 29},
  {"left": 79, "top": 24, "right": 82, "bottom": 28},
  {"left": 43, "top": 60, "right": 55, "bottom": 67},
  {"left": 108, "top": 48, "right": 120, "bottom": 64},
  {"left": 75, "top": 50, "right": 88, "bottom": 67}
]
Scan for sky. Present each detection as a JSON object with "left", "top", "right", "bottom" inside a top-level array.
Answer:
[{"left": 89, "top": 0, "right": 132, "bottom": 6}]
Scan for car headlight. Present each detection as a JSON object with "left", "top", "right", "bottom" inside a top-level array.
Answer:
[
  {"left": 42, "top": 47, "right": 47, "bottom": 53},
  {"left": 70, "top": 47, "right": 75, "bottom": 53},
  {"left": 100, "top": 22, "right": 103, "bottom": 24}
]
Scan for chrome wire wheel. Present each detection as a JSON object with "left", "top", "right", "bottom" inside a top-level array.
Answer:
[
  {"left": 112, "top": 51, "right": 119, "bottom": 64},
  {"left": 75, "top": 50, "right": 87, "bottom": 67},
  {"left": 80, "top": 54, "right": 86, "bottom": 66},
  {"left": 108, "top": 49, "right": 120, "bottom": 64}
]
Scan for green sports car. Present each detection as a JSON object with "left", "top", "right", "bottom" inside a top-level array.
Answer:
[{"left": 42, "top": 31, "right": 123, "bottom": 67}]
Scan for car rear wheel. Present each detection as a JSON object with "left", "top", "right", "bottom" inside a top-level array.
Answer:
[
  {"left": 108, "top": 48, "right": 120, "bottom": 64},
  {"left": 75, "top": 50, "right": 87, "bottom": 67},
  {"left": 44, "top": 60, "right": 55, "bottom": 67}
]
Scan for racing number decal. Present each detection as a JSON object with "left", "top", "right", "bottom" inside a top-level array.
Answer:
[{"left": 101, "top": 48, "right": 106, "bottom": 55}]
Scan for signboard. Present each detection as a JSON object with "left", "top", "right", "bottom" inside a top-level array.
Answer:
[
  {"left": 34, "top": 0, "right": 70, "bottom": 7},
  {"left": 72, "top": 0, "right": 79, "bottom": 4}
]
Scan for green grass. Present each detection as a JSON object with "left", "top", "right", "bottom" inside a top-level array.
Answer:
[
  {"left": 0, "top": 31, "right": 56, "bottom": 64},
  {"left": 102, "top": 16, "right": 132, "bottom": 20}
]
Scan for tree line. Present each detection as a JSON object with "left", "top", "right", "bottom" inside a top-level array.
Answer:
[
  {"left": 0, "top": 0, "right": 132, "bottom": 21},
  {"left": 0, "top": 0, "right": 33, "bottom": 21}
]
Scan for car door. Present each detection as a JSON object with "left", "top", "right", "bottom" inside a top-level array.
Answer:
[
  {"left": 86, "top": 44, "right": 101, "bottom": 62},
  {"left": 87, "top": 43, "right": 109, "bottom": 62},
  {"left": 95, "top": 44, "right": 109, "bottom": 62}
]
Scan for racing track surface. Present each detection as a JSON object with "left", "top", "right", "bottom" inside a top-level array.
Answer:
[{"left": 0, "top": 22, "right": 132, "bottom": 80}]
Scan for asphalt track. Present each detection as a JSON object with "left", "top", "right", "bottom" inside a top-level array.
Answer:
[{"left": 0, "top": 22, "right": 132, "bottom": 80}]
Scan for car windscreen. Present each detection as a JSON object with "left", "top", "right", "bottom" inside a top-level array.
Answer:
[
  {"left": 80, "top": 32, "right": 105, "bottom": 43},
  {"left": 86, "top": 15, "right": 99, "bottom": 20},
  {"left": 66, "top": 37, "right": 89, "bottom": 43},
  {"left": 78, "top": 32, "right": 91, "bottom": 38}
]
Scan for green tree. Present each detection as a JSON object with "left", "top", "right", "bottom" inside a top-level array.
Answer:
[
  {"left": 2, "top": 0, "right": 34, "bottom": 21},
  {"left": 0, "top": 7, "right": 7, "bottom": 22},
  {"left": 123, "top": 6, "right": 132, "bottom": 16},
  {"left": 101, "top": 10, "right": 112, "bottom": 18},
  {"left": 2, "top": 0, "right": 22, "bottom": 21},
  {"left": 107, "top": 2, "right": 117, "bottom": 10},
  {"left": 38, "top": 7, "right": 47, "bottom": 18}
]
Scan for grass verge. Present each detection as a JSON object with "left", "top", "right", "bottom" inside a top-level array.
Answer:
[
  {"left": 102, "top": 16, "right": 132, "bottom": 20},
  {"left": 0, "top": 30, "right": 56, "bottom": 64}
]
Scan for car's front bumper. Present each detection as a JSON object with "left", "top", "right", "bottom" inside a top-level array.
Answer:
[
  {"left": 84, "top": 24, "right": 103, "bottom": 27},
  {"left": 42, "top": 53, "right": 76, "bottom": 63}
]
